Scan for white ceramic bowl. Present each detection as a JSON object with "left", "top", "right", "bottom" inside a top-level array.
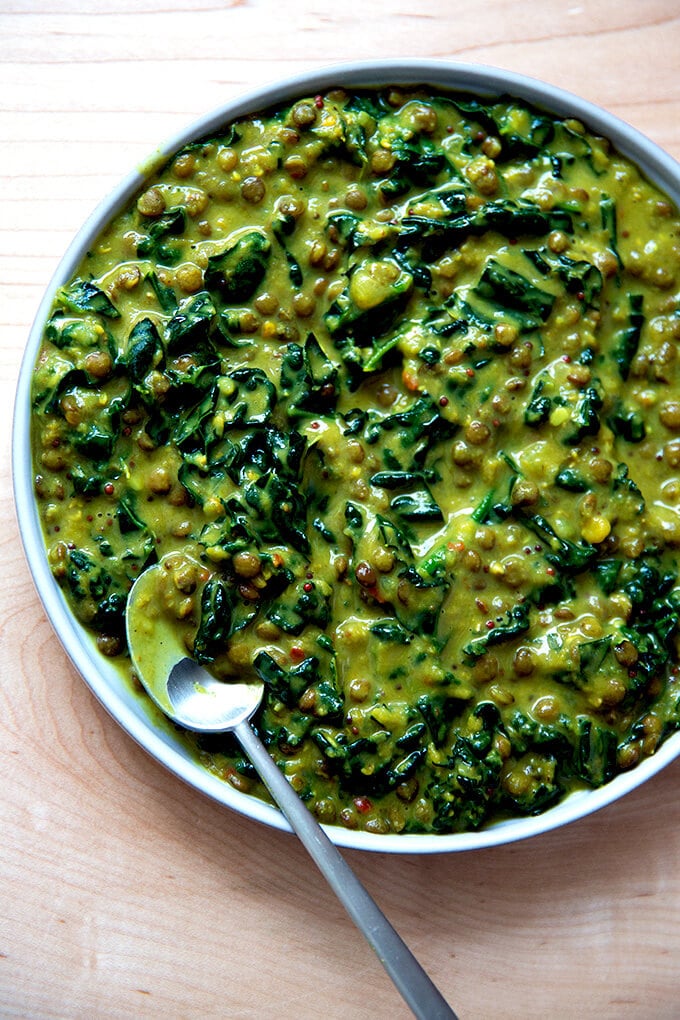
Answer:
[{"left": 13, "top": 59, "right": 680, "bottom": 853}]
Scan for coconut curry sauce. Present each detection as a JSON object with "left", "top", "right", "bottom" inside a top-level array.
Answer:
[{"left": 32, "top": 88, "right": 680, "bottom": 834}]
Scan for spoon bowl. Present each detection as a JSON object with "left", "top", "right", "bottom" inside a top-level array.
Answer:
[
  {"left": 125, "top": 558, "right": 456, "bottom": 1020},
  {"left": 125, "top": 564, "right": 263, "bottom": 732},
  {"left": 166, "top": 658, "right": 263, "bottom": 732}
]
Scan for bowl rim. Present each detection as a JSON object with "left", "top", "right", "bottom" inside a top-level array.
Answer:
[{"left": 13, "top": 57, "right": 680, "bottom": 854}]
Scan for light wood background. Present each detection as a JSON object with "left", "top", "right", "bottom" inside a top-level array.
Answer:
[{"left": 2, "top": 3, "right": 679, "bottom": 1017}]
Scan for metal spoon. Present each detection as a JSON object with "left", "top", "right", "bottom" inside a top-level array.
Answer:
[{"left": 126, "top": 559, "right": 456, "bottom": 1020}]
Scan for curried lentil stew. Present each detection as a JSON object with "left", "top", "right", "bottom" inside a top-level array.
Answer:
[{"left": 31, "top": 85, "right": 680, "bottom": 836}]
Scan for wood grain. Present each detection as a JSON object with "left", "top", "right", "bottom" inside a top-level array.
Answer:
[{"left": 2, "top": 2, "right": 679, "bottom": 1017}]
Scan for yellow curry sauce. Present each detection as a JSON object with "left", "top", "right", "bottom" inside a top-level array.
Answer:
[{"left": 31, "top": 87, "right": 680, "bottom": 834}]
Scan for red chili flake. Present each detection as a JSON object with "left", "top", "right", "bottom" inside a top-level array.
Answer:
[
  {"left": 303, "top": 582, "right": 313, "bottom": 593},
  {"left": 86, "top": 515, "right": 94, "bottom": 523},
  {"left": 576, "top": 291, "right": 585, "bottom": 302},
  {"left": 524, "top": 546, "right": 532, "bottom": 555},
  {"left": 509, "top": 237, "right": 518, "bottom": 246},
  {"left": 546, "top": 567, "right": 556, "bottom": 576},
  {"left": 474, "top": 130, "right": 485, "bottom": 143},
  {"left": 290, "top": 645, "right": 305, "bottom": 662},
  {"left": 562, "top": 355, "right": 571, "bottom": 363},
  {"left": 314, "top": 94, "right": 324, "bottom": 109},
  {"left": 534, "top": 545, "right": 542, "bottom": 552},
  {"left": 485, "top": 620, "right": 495, "bottom": 630},
  {"left": 465, "top": 368, "right": 475, "bottom": 378},
  {"left": 306, "top": 571, "right": 314, "bottom": 579},
  {"left": 492, "top": 418, "right": 501, "bottom": 428},
  {"left": 53, "top": 525, "right": 60, "bottom": 532},
  {"left": 475, "top": 598, "right": 487, "bottom": 613},
  {"left": 122, "top": 426, "right": 131, "bottom": 437},
  {"left": 104, "top": 482, "right": 114, "bottom": 495},
  {"left": 351, "top": 726, "right": 359, "bottom": 735},
  {"left": 310, "top": 421, "right": 321, "bottom": 430},
  {"left": 449, "top": 540, "right": 465, "bottom": 552},
  {"left": 439, "top": 395, "right": 449, "bottom": 407},
  {"left": 628, "top": 669, "right": 638, "bottom": 679},
  {"left": 354, "top": 796, "right": 372, "bottom": 814},
  {"left": 446, "top": 125, "right": 454, "bottom": 134}
]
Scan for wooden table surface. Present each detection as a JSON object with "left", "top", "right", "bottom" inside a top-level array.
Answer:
[{"left": 2, "top": 3, "right": 679, "bottom": 1017}]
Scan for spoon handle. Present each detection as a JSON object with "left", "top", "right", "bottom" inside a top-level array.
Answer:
[{"left": 234, "top": 719, "right": 457, "bottom": 1020}]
